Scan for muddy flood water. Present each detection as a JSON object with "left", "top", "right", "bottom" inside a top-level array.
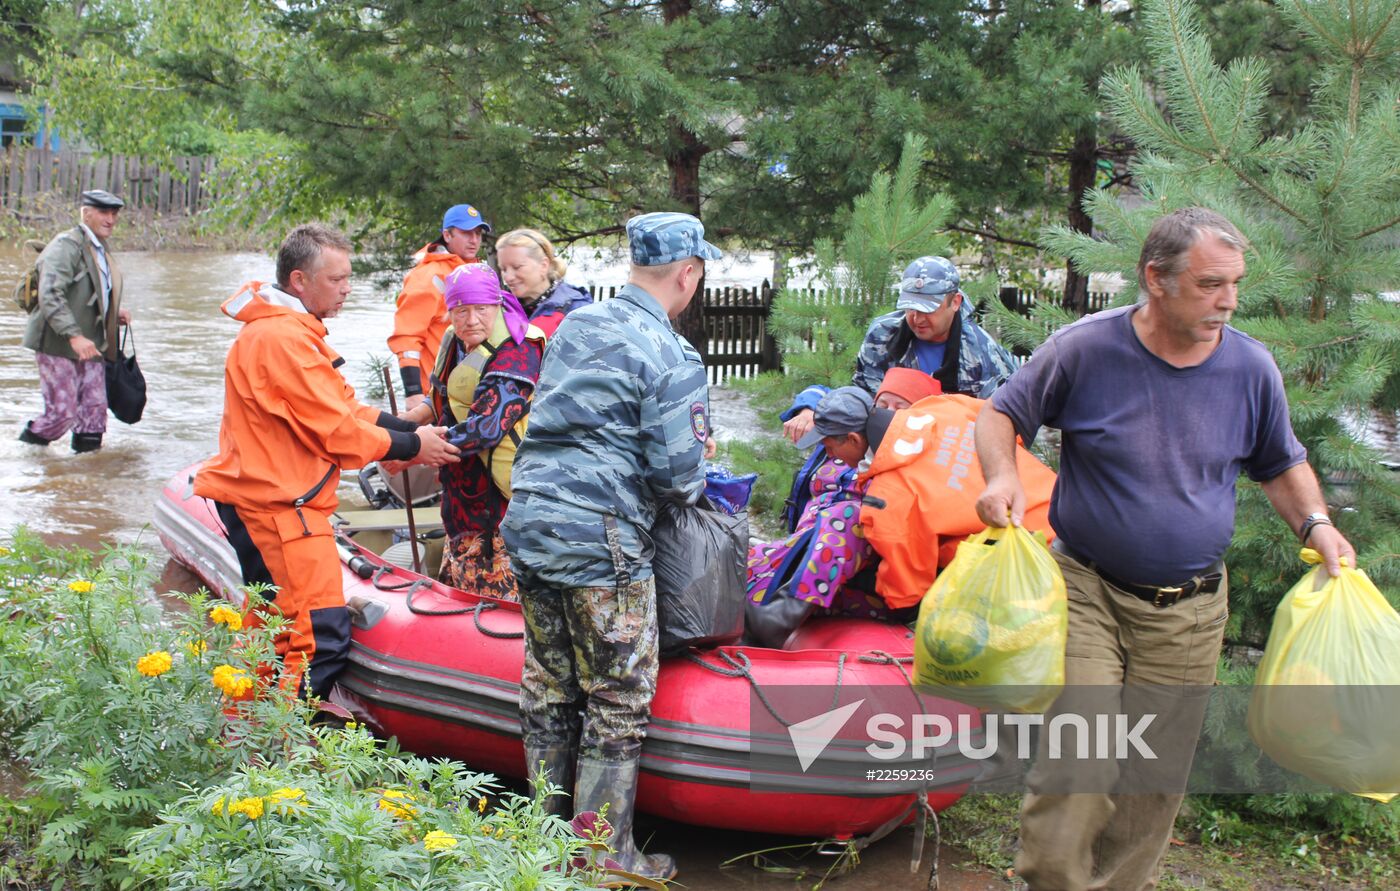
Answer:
[{"left": 0, "top": 243, "right": 1004, "bottom": 890}]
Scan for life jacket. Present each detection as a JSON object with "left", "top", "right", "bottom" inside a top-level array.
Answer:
[
  {"left": 857, "top": 393, "right": 1057, "bottom": 609},
  {"left": 429, "top": 315, "right": 547, "bottom": 499}
]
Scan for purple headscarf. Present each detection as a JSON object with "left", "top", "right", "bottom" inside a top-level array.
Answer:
[{"left": 443, "top": 263, "right": 529, "bottom": 344}]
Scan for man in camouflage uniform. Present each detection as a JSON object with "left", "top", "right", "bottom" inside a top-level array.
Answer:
[
  {"left": 503, "top": 211, "right": 719, "bottom": 882},
  {"left": 854, "top": 256, "right": 1016, "bottom": 397}
]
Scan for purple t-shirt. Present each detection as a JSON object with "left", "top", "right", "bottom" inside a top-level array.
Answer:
[{"left": 990, "top": 306, "right": 1305, "bottom": 585}]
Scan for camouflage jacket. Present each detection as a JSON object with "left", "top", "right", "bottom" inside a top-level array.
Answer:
[
  {"left": 503, "top": 284, "right": 709, "bottom": 589},
  {"left": 852, "top": 303, "right": 1016, "bottom": 399}
]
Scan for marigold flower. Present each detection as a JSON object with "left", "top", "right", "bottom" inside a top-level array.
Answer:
[
  {"left": 67, "top": 580, "right": 94, "bottom": 594},
  {"left": 209, "top": 605, "right": 243, "bottom": 631},
  {"left": 423, "top": 830, "right": 458, "bottom": 852},
  {"left": 211, "top": 796, "right": 227, "bottom": 816},
  {"left": 136, "top": 651, "right": 173, "bottom": 677},
  {"left": 377, "top": 788, "right": 418, "bottom": 818},
  {"left": 186, "top": 639, "right": 208, "bottom": 656},
  {"left": 477, "top": 795, "right": 488, "bottom": 813},
  {"left": 228, "top": 796, "right": 264, "bottom": 820},
  {"left": 211, "top": 664, "right": 254, "bottom": 698},
  {"left": 0, "top": 546, "right": 11, "bottom": 556},
  {"left": 264, "top": 787, "right": 306, "bottom": 814}
]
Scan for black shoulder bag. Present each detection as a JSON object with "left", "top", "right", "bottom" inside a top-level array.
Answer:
[{"left": 105, "top": 323, "right": 147, "bottom": 425}]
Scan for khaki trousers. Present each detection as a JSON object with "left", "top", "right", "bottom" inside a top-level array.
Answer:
[{"left": 1015, "top": 550, "right": 1229, "bottom": 891}]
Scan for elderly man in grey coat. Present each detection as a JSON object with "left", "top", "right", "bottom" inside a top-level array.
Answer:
[{"left": 20, "top": 189, "right": 129, "bottom": 452}]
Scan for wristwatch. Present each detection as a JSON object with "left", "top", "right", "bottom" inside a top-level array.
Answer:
[{"left": 1298, "top": 511, "right": 1333, "bottom": 544}]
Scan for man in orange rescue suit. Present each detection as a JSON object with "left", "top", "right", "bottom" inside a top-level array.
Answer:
[
  {"left": 389, "top": 203, "right": 491, "bottom": 412},
  {"left": 196, "top": 223, "right": 461, "bottom": 698}
]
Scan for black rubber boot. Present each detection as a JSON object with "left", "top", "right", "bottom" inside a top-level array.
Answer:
[
  {"left": 71, "top": 432, "right": 103, "bottom": 453},
  {"left": 18, "top": 423, "right": 51, "bottom": 446},
  {"left": 574, "top": 755, "right": 677, "bottom": 885},
  {"left": 743, "top": 595, "right": 815, "bottom": 649},
  {"left": 525, "top": 742, "right": 577, "bottom": 818}
]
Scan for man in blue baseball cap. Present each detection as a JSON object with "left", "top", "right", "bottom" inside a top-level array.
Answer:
[
  {"left": 388, "top": 202, "right": 493, "bottom": 410},
  {"left": 503, "top": 210, "right": 720, "bottom": 883}
]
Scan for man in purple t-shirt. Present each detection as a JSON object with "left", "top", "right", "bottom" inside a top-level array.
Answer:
[{"left": 973, "top": 207, "right": 1354, "bottom": 891}]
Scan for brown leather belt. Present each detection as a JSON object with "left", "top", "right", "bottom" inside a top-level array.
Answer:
[{"left": 1051, "top": 540, "right": 1223, "bottom": 609}]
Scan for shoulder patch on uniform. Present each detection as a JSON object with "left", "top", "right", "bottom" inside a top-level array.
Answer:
[{"left": 690, "top": 401, "right": 708, "bottom": 442}]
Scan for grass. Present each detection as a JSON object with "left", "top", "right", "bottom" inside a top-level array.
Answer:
[{"left": 934, "top": 794, "right": 1398, "bottom": 889}]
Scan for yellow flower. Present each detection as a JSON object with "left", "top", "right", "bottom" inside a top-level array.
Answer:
[
  {"left": 377, "top": 788, "right": 418, "bottom": 819},
  {"left": 211, "top": 796, "right": 227, "bottom": 816},
  {"left": 211, "top": 664, "right": 254, "bottom": 698},
  {"left": 228, "top": 796, "right": 264, "bottom": 820},
  {"left": 186, "top": 639, "right": 208, "bottom": 656},
  {"left": 136, "top": 651, "right": 173, "bottom": 677},
  {"left": 423, "top": 830, "right": 459, "bottom": 852},
  {"left": 209, "top": 605, "right": 243, "bottom": 631},
  {"left": 0, "top": 546, "right": 11, "bottom": 556},
  {"left": 477, "top": 796, "right": 487, "bottom": 814},
  {"left": 264, "top": 787, "right": 306, "bottom": 815},
  {"left": 68, "top": 580, "right": 94, "bottom": 594}
]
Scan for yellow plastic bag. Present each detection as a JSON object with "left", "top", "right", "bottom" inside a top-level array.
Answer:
[
  {"left": 1247, "top": 550, "right": 1400, "bottom": 802},
  {"left": 913, "top": 524, "right": 1067, "bottom": 713}
]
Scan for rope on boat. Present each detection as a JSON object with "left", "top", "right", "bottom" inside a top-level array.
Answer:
[
  {"left": 681, "top": 649, "right": 847, "bottom": 728},
  {"left": 472, "top": 601, "right": 525, "bottom": 639}
]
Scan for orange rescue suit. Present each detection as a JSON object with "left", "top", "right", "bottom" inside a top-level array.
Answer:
[
  {"left": 195, "top": 282, "right": 398, "bottom": 697},
  {"left": 857, "top": 394, "right": 1057, "bottom": 609},
  {"left": 387, "top": 245, "right": 478, "bottom": 395}
]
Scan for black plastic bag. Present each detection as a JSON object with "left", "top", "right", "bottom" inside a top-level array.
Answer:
[
  {"left": 651, "top": 495, "right": 748, "bottom": 655},
  {"left": 105, "top": 324, "right": 147, "bottom": 425}
]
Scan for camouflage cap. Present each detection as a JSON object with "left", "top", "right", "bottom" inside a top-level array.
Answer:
[
  {"left": 895, "top": 256, "right": 960, "bottom": 313},
  {"left": 795, "top": 386, "right": 874, "bottom": 449},
  {"left": 626, "top": 212, "right": 723, "bottom": 266}
]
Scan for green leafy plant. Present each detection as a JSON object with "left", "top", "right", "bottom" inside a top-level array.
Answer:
[{"left": 124, "top": 725, "right": 600, "bottom": 890}]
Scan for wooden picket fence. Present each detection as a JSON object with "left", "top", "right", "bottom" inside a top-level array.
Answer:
[
  {"left": 0, "top": 146, "right": 216, "bottom": 217},
  {"left": 585, "top": 281, "right": 1117, "bottom": 382}
]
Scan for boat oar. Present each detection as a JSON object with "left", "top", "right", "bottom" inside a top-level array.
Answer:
[{"left": 382, "top": 367, "right": 423, "bottom": 576}]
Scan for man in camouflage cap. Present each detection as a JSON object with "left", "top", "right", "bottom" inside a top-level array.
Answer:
[
  {"left": 856, "top": 256, "right": 1015, "bottom": 396},
  {"left": 503, "top": 210, "right": 720, "bottom": 882}
]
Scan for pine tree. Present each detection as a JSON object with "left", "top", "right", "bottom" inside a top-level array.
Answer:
[
  {"left": 1002, "top": 0, "right": 1400, "bottom": 643},
  {"left": 765, "top": 133, "right": 955, "bottom": 395}
]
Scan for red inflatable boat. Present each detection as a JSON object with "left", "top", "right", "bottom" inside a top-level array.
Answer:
[{"left": 155, "top": 466, "right": 982, "bottom": 840}]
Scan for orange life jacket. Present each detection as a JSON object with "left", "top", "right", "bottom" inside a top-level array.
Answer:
[
  {"left": 387, "top": 246, "right": 478, "bottom": 383},
  {"left": 857, "top": 393, "right": 1057, "bottom": 609},
  {"left": 194, "top": 281, "right": 392, "bottom": 515}
]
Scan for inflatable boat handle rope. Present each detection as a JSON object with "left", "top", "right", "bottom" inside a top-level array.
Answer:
[
  {"left": 394, "top": 580, "right": 527, "bottom": 640},
  {"left": 687, "top": 649, "right": 941, "bottom": 887}
]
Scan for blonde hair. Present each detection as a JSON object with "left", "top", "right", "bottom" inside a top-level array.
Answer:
[{"left": 494, "top": 228, "right": 568, "bottom": 284}]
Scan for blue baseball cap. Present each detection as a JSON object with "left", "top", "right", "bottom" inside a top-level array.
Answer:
[
  {"left": 626, "top": 212, "right": 723, "bottom": 266},
  {"left": 795, "top": 386, "right": 875, "bottom": 450},
  {"left": 895, "top": 256, "right": 960, "bottom": 313},
  {"left": 442, "top": 204, "right": 492, "bottom": 234}
]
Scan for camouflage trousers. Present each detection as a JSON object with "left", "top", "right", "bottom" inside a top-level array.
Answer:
[{"left": 519, "top": 577, "right": 660, "bottom": 763}]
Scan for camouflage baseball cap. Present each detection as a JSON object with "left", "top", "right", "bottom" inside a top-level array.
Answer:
[
  {"left": 795, "top": 386, "right": 874, "bottom": 450},
  {"left": 895, "top": 256, "right": 960, "bottom": 313},
  {"left": 626, "top": 212, "right": 723, "bottom": 266}
]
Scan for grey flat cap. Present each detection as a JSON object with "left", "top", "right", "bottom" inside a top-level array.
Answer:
[
  {"left": 81, "top": 189, "right": 125, "bottom": 209},
  {"left": 795, "top": 386, "right": 875, "bottom": 449}
]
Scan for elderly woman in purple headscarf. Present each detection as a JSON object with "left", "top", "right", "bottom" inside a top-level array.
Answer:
[{"left": 400, "top": 263, "right": 545, "bottom": 598}]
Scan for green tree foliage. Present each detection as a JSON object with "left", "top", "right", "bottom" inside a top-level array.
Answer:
[
  {"left": 768, "top": 134, "right": 954, "bottom": 392},
  {"left": 1020, "top": 0, "right": 1400, "bottom": 643},
  {"left": 15, "top": 0, "right": 1148, "bottom": 282}
]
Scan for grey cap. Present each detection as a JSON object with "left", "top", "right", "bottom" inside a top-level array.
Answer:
[
  {"left": 895, "top": 256, "right": 959, "bottom": 313},
  {"left": 81, "top": 189, "right": 125, "bottom": 209},
  {"left": 795, "top": 386, "right": 875, "bottom": 449},
  {"left": 626, "top": 212, "right": 723, "bottom": 266}
]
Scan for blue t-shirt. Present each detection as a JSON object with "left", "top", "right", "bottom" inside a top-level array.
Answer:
[
  {"left": 990, "top": 306, "right": 1305, "bottom": 585},
  {"left": 913, "top": 339, "right": 947, "bottom": 375}
]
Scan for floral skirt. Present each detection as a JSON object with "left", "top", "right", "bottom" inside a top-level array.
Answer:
[{"left": 438, "top": 529, "right": 519, "bottom": 602}]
